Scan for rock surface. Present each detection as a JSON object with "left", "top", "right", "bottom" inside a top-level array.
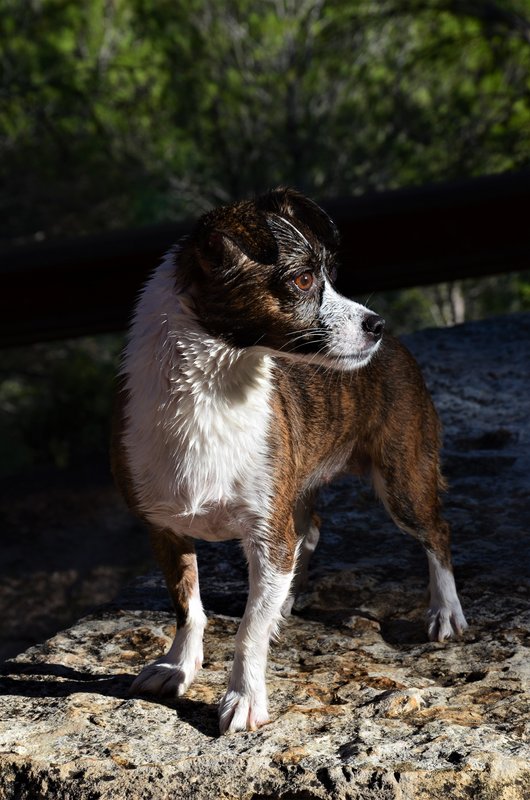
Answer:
[{"left": 1, "top": 313, "right": 529, "bottom": 799}]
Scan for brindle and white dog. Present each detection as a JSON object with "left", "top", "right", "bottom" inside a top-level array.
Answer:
[{"left": 112, "top": 188, "right": 467, "bottom": 734}]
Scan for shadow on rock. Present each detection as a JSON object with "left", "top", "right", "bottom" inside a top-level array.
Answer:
[
  {"left": 0, "top": 661, "right": 219, "bottom": 737},
  {"left": 379, "top": 618, "right": 428, "bottom": 647}
]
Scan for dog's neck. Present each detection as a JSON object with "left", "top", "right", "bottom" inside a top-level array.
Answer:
[
  {"left": 123, "top": 250, "right": 274, "bottom": 519},
  {"left": 125, "top": 248, "right": 273, "bottom": 412},
  {"left": 174, "top": 327, "right": 271, "bottom": 405}
]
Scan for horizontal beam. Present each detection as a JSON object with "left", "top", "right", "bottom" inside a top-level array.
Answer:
[{"left": 1, "top": 169, "right": 529, "bottom": 347}]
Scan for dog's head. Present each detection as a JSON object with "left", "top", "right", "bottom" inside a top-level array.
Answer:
[{"left": 178, "top": 187, "right": 384, "bottom": 370}]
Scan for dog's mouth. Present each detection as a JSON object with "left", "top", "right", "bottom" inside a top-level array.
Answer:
[
  {"left": 323, "top": 341, "right": 381, "bottom": 369},
  {"left": 268, "top": 338, "right": 381, "bottom": 371},
  {"left": 333, "top": 346, "right": 376, "bottom": 359},
  {"left": 279, "top": 315, "right": 384, "bottom": 367}
]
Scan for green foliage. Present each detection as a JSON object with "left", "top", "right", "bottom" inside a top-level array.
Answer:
[{"left": 1, "top": 0, "right": 529, "bottom": 239}]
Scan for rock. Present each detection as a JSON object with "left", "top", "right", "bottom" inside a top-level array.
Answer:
[{"left": 1, "top": 313, "right": 529, "bottom": 799}]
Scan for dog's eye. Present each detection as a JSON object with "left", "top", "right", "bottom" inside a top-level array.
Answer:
[{"left": 293, "top": 271, "right": 314, "bottom": 292}]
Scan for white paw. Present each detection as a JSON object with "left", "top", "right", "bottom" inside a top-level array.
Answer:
[
  {"left": 218, "top": 687, "right": 270, "bottom": 734},
  {"left": 130, "top": 650, "right": 202, "bottom": 699},
  {"left": 427, "top": 603, "right": 468, "bottom": 642}
]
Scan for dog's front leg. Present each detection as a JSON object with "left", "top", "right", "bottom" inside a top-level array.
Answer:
[
  {"left": 130, "top": 529, "right": 206, "bottom": 699},
  {"left": 218, "top": 531, "right": 296, "bottom": 734}
]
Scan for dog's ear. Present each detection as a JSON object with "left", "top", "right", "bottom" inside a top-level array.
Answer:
[
  {"left": 258, "top": 187, "right": 340, "bottom": 250},
  {"left": 194, "top": 201, "right": 278, "bottom": 269}
]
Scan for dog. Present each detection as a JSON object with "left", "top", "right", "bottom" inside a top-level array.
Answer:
[{"left": 112, "top": 187, "right": 468, "bottom": 734}]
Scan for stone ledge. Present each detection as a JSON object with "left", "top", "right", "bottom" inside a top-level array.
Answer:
[{"left": 1, "top": 314, "right": 529, "bottom": 799}]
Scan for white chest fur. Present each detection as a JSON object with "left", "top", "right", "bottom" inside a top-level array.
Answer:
[{"left": 122, "top": 252, "right": 274, "bottom": 539}]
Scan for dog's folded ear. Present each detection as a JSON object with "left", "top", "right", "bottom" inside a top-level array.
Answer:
[
  {"left": 258, "top": 187, "right": 340, "bottom": 251},
  {"left": 194, "top": 201, "right": 279, "bottom": 268},
  {"left": 189, "top": 188, "right": 338, "bottom": 274}
]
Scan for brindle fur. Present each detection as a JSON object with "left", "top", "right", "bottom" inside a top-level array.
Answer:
[{"left": 112, "top": 188, "right": 463, "bottom": 728}]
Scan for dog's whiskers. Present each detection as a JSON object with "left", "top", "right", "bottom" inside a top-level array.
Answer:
[
  {"left": 283, "top": 328, "right": 325, "bottom": 342},
  {"left": 364, "top": 293, "right": 375, "bottom": 307}
]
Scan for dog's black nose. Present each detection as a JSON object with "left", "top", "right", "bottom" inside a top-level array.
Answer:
[{"left": 362, "top": 313, "right": 385, "bottom": 341}]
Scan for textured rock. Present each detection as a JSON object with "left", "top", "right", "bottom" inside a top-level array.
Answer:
[{"left": 1, "top": 313, "right": 529, "bottom": 799}]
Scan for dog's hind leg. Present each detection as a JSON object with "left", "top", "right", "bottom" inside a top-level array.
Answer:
[
  {"left": 372, "top": 446, "right": 468, "bottom": 642},
  {"left": 130, "top": 528, "right": 207, "bottom": 699},
  {"left": 281, "top": 494, "right": 320, "bottom": 616}
]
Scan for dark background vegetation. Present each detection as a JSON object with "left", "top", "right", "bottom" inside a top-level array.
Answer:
[{"left": 0, "top": 1, "right": 529, "bottom": 656}]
